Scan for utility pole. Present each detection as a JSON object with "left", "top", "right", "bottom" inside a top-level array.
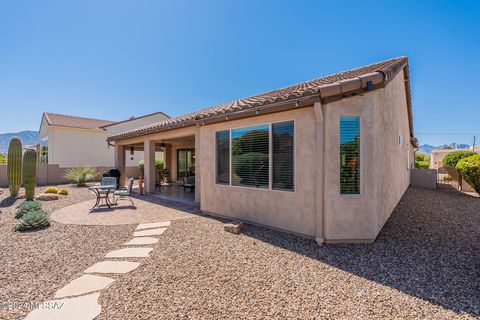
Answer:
[{"left": 473, "top": 136, "right": 476, "bottom": 152}]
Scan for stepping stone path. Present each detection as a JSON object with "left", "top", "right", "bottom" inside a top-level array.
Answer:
[
  {"left": 133, "top": 227, "right": 167, "bottom": 237},
  {"left": 25, "top": 220, "right": 172, "bottom": 320}
]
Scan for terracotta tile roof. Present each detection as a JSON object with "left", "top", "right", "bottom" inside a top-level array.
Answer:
[
  {"left": 109, "top": 56, "right": 412, "bottom": 141},
  {"left": 44, "top": 112, "right": 116, "bottom": 129}
]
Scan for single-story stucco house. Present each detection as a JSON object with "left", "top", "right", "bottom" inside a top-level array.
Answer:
[
  {"left": 39, "top": 112, "right": 168, "bottom": 167},
  {"left": 108, "top": 56, "right": 418, "bottom": 244}
]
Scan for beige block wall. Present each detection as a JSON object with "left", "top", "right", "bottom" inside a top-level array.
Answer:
[{"left": 199, "top": 108, "right": 318, "bottom": 237}]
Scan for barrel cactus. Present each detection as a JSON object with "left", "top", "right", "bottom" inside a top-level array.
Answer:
[
  {"left": 7, "top": 137, "right": 22, "bottom": 196},
  {"left": 23, "top": 149, "right": 37, "bottom": 200},
  {"left": 15, "top": 200, "right": 43, "bottom": 219},
  {"left": 14, "top": 210, "right": 50, "bottom": 231}
]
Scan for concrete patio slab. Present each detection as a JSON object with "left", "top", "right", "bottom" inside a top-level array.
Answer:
[
  {"left": 133, "top": 227, "right": 167, "bottom": 237},
  {"left": 25, "top": 292, "right": 101, "bottom": 320},
  {"left": 54, "top": 275, "right": 115, "bottom": 299},
  {"left": 124, "top": 237, "right": 159, "bottom": 245},
  {"left": 84, "top": 261, "right": 141, "bottom": 274},
  {"left": 136, "top": 221, "right": 171, "bottom": 230},
  {"left": 51, "top": 194, "right": 199, "bottom": 226},
  {"left": 105, "top": 247, "right": 153, "bottom": 258}
]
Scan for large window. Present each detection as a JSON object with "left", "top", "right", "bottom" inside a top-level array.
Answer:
[
  {"left": 231, "top": 125, "right": 270, "bottom": 189},
  {"left": 340, "top": 116, "right": 360, "bottom": 194},
  {"left": 272, "top": 121, "right": 294, "bottom": 190},
  {"left": 215, "top": 121, "right": 295, "bottom": 191}
]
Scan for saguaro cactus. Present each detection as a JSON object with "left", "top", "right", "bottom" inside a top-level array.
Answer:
[
  {"left": 7, "top": 137, "right": 22, "bottom": 196},
  {"left": 23, "top": 149, "right": 37, "bottom": 200}
]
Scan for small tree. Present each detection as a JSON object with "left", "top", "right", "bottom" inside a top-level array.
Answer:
[
  {"left": 456, "top": 155, "right": 480, "bottom": 194},
  {"left": 443, "top": 151, "right": 476, "bottom": 168}
]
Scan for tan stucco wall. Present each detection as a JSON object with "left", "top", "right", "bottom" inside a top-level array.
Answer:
[
  {"left": 49, "top": 127, "right": 114, "bottom": 167},
  {"left": 199, "top": 108, "right": 318, "bottom": 237},
  {"left": 322, "top": 70, "right": 412, "bottom": 242}
]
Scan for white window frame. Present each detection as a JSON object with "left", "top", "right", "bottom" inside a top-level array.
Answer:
[{"left": 214, "top": 120, "right": 296, "bottom": 193}]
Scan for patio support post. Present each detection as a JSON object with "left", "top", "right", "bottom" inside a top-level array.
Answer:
[
  {"left": 114, "top": 144, "right": 126, "bottom": 187},
  {"left": 195, "top": 126, "right": 201, "bottom": 204},
  {"left": 314, "top": 101, "right": 325, "bottom": 245},
  {"left": 144, "top": 139, "right": 155, "bottom": 194},
  {"left": 164, "top": 145, "right": 172, "bottom": 183}
]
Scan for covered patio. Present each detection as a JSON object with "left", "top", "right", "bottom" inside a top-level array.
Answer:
[{"left": 113, "top": 125, "right": 201, "bottom": 205}]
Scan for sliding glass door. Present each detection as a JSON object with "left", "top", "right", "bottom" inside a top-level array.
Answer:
[{"left": 177, "top": 148, "right": 195, "bottom": 180}]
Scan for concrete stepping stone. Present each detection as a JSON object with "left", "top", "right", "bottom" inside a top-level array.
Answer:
[
  {"left": 84, "top": 260, "right": 141, "bottom": 274},
  {"left": 25, "top": 292, "right": 101, "bottom": 320},
  {"left": 124, "top": 237, "right": 159, "bottom": 245},
  {"left": 54, "top": 275, "right": 115, "bottom": 299},
  {"left": 136, "top": 221, "right": 171, "bottom": 230},
  {"left": 133, "top": 227, "right": 167, "bottom": 237},
  {"left": 105, "top": 247, "right": 153, "bottom": 258}
]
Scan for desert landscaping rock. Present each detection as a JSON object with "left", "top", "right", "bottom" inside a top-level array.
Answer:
[
  {"left": 133, "top": 227, "right": 167, "bottom": 237},
  {"left": 105, "top": 247, "right": 153, "bottom": 258},
  {"left": 136, "top": 221, "right": 171, "bottom": 230},
  {"left": 124, "top": 237, "right": 159, "bottom": 245},
  {"left": 84, "top": 260, "right": 141, "bottom": 274},
  {"left": 97, "top": 188, "right": 480, "bottom": 319},
  {"left": 36, "top": 193, "right": 59, "bottom": 201},
  {"left": 25, "top": 292, "right": 101, "bottom": 320},
  {"left": 0, "top": 185, "right": 134, "bottom": 319},
  {"left": 224, "top": 221, "right": 244, "bottom": 234},
  {"left": 54, "top": 274, "right": 115, "bottom": 299}
]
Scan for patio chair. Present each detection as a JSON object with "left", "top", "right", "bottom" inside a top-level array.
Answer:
[
  {"left": 100, "top": 177, "right": 117, "bottom": 198},
  {"left": 113, "top": 177, "right": 135, "bottom": 206},
  {"left": 183, "top": 176, "right": 195, "bottom": 192}
]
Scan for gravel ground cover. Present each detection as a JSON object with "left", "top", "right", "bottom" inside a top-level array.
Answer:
[
  {"left": 0, "top": 185, "right": 134, "bottom": 320},
  {"left": 98, "top": 187, "right": 479, "bottom": 319}
]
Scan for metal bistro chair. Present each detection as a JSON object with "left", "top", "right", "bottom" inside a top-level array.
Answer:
[
  {"left": 113, "top": 177, "right": 135, "bottom": 206},
  {"left": 99, "top": 177, "right": 117, "bottom": 201}
]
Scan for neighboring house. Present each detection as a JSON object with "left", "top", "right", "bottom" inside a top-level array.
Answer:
[
  {"left": 430, "top": 148, "right": 473, "bottom": 169},
  {"left": 38, "top": 112, "right": 168, "bottom": 167},
  {"left": 108, "top": 56, "right": 417, "bottom": 244}
]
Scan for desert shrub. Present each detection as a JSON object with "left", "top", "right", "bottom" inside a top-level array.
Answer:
[
  {"left": 232, "top": 152, "right": 269, "bottom": 187},
  {"left": 64, "top": 167, "right": 98, "bottom": 186},
  {"left": 456, "top": 155, "right": 480, "bottom": 194},
  {"left": 15, "top": 200, "right": 43, "bottom": 218},
  {"left": 14, "top": 210, "right": 50, "bottom": 231},
  {"left": 443, "top": 175, "right": 452, "bottom": 182},
  {"left": 415, "top": 160, "right": 430, "bottom": 169},
  {"left": 0, "top": 154, "right": 6, "bottom": 164},
  {"left": 139, "top": 157, "right": 164, "bottom": 175},
  {"left": 415, "top": 153, "right": 427, "bottom": 161},
  {"left": 58, "top": 189, "right": 69, "bottom": 195},
  {"left": 44, "top": 186, "right": 59, "bottom": 194},
  {"left": 443, "top": 151, "right": 476, "bottom": 167}
]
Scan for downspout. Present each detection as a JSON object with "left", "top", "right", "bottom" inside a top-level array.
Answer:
[{"left": 314, "top": 101, "right": 325, "bottom": 245}]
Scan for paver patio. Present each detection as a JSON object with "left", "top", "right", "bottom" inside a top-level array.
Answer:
[{"left": 51, "top": 194, "right": 200, "bottom": 225}]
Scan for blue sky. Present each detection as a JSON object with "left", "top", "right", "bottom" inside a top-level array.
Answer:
[{"left": 1, "top": 0, "right": 479, "bottom": 146}]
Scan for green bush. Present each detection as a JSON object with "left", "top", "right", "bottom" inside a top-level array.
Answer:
[
  {"left": 15, "top": 200, "right": 43, "bottom": 218},
  {"left": 44, "top": 186, "right": 59, "bottom": 194},
  {"left": 443, "top": 151, "right": 476, "bottom": 167},
  {"left": 139, "top": 157, "right": 164, "bottom": 175},
  {"left": 456, "top": 155, "right": 480, "bottom": 194},
  {"left": 64, "top": 167, "right": 98, "bottom": 186},
  {"left": 0, "top": 154, "right": 6, "bottom": 164},
  {"left": 14, "top": 210, "right": 50, "bottom": 231},
  {"left": 415, "top": 153, "right": 430, "bottom": 162},
  {"left": 232, "top": 152, "right": 269, "bottom": 187},
  {"left": 415, "top": 160, "right": 430, "bottom": 169}
]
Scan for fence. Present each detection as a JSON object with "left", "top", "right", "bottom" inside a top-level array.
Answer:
[{"left": 0, "top": 164, "right": 142, "bottom": 187}]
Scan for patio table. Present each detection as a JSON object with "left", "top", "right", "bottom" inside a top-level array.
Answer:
[{"left": 88, "top": 185, "right": 116, "bottom": 210}]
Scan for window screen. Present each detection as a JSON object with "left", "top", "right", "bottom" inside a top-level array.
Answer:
[
  {"left": 231, "top": 125, "right": 269, "bottom": 188},
  {"left": 216, "top": 130, "right": 230, "bottom": 184},
  {"left": 272, "top": 121, "right": 294, "bottom": 191},
  {"left": 340, "top": 116, "right": 360, "bottom": 194}
]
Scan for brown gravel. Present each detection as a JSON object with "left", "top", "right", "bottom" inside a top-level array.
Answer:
[
  {"left": 97, "top": 187, "right": 480, "bottom": 320},
  {"left": 0, "top": 185, "right": 135, "bottom": 320}
]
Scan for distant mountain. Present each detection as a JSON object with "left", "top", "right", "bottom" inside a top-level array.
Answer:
[
  {"left": 418, "top": 143, "right": 471, "bottom": 154},
  {"left": 0, "top": 131, "right": 39, "bottom": 154}
]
